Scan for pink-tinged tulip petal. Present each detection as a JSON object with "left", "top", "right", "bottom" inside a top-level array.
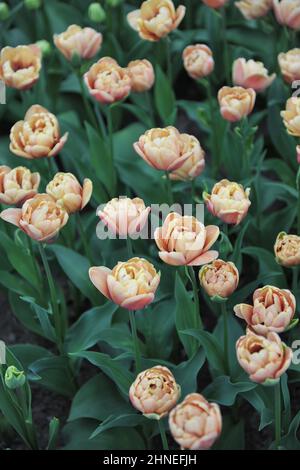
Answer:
[
  {"left": 127, "top": 9, "right": 140, "bottom": 31},
  {"left": 0, "top": 208, "right": 22, "bottom": 226},
  {"left": 121, "top": 293, "right": 154, "bottom": 311},
  {"left": 158, "top": 251, "right": 187, "bottom": 266},
  {"left": 199, "top": 259, "right": 239, "bottom": 298},
  {"left": 234, "top": 304, "right": 253, "bottom": 323},
  {"left": 203, "top": 225, "right": 220, "bottom": 251},
  {"left": 89, "top": 266, "right": 111, "bottom": 300},
  {"left": 274, "top": 231, "right": 300, "bottom": 266},
  {"left": 48, "top": 133, "right": 69, "bottom": 157},
  {"left": 187, "top": 250, "right": 219, "bottom": 266}
]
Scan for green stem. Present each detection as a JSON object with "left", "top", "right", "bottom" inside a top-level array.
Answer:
[
  {"left": 165, "top": 171, "right": 174, "bottom": 205},
  {"left": 126, "top": 237, "right": 134, "bottom": 258},
  {"left": 76, "top": 213, "right": 93, "bottom": 264},
  {"left": 76, "top": 71, "right": 99, "bottom": 129},
  {"left": 164, "top": 37, "right": 172, "bottom": 82},
  {"left": 202, "top": 79, "right": 220, "bottom": 176},
  {"left": 106, "top": 105, "right": 117, "bottom": 193},
  {"left": 221, "top": 301, "right": 229, "bottom": 375},
  {"left": 221, "top": 7, "right": 230, "bottom": 84},
  {"left": 188, "top": 266, "right": 203, "bottom": 329},
  {"left": 129, "top": 310, "right": 141, "bottom": 373},
  {"left": 292, "top": 267, "right": 298, "bottom": 295},
  {"left": 274, "top": 381, "right": 282, "bottom": 449},
  {"left": 146, "top": 91, "right": 155, "bottom": 127},
  {"left": 158, "top": 419, "right": 169, "bottom": 451}
]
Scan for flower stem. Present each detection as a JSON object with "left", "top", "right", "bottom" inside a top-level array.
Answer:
[
  {"left": 76, "top": 71, "right": 99, "bottom": 130},
  {"left": 76, "top": 212, "right": 93, "bottom": 264},
  {"left": 126, "top": 237, "right": 134, "bottom": 258},
  {"left": 106, "top": 105, "right": 117, "bottom": 193},
  {"left": 274, "top": 380, "right": 282, "bottom": 449},
  {"left": 202, "top": 79, "right": 220, "bottom": 176},
  {"left": 165, "top": 171, "right": 174, "bottom": 205},
  {"left": 158, "top": 419, "right": 169, "bottom": 451},
  {"left": 187, "top": 266, "right": 203, "bottom": 329},
  {"left": 292, "top": 267, "right": 298, "bottom": 296},
  {"left": 129, "top": 310, "right": 141, "bottom": 373},
  {"left": 221, "top": 301, "right": 229, "bottom": 375},
  {"left": 221, "top": 7, "right": 230, "bottom": 84},
  {"left": 164, "top": 37, "right": 172, "bottom": 82}
]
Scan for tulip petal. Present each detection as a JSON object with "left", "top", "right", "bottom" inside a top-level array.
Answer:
[
  {"left": 0, "top": 208, "right": 22, "bottom": 227},
  {"left": 158, "top": 251, "right": 186, "bottom": 266},
  {"left": 121, "top": 293, "right": 154, "bottom": 311},
  {"left": 187, "top": 250, "right": 219, "bottom": 266},
  {"left": 81, "top": 178, "right": 93, "bottom": 209},
  {"left": 203, "top": 225, "right": 220, "bottom": 250},
  {"left": 89, "top": 266, "right": 111, "bottom": 300}
]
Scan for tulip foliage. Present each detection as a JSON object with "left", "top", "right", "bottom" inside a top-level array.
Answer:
[{"left": 1, "top": 0, "right": 300, "bottom": 452}]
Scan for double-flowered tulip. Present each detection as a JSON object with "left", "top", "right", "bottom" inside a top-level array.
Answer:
[
  {"left": 281, "top": 97, "right": 300, "bottom": 136},
  {"left": 129, "top": 366, "right": 180, "bottom": 419},
  {"left": 10, "top": 105, "right": 68, "bottom": 159},
  {"left": 274, "top": 232, "right": 300, "bottom": 267},
  {"left": 234, "top": 286, "right": 296, "bottom": 335},
  {"left": 154, "top": 212, "right": 219, "bottom": 266},
  {"left": 199, "top": 259, "right": 239, "bottom": 299},
  {"left": 98, "top": 197, "right": 150, "bottom": 236},
  {"left": 273, "top": 0, "right": 300, "bottom": 30},
  {"left": 278, "top": 49, "right": 300, "bottom": 84},
  {"left": 235, "top": 0, "right": 273, "bottom": 19},
  {"left": 0, "top": 194, "right": 69, "bottom": 242},
  {"left": 127, "top": 0, "right": 186, "bottom": 42},
  {"left": 89, "top": 257, "right": 160, "bottom": 311},
  {"left": 84, "top": 57, "right": 131, "bottom": 104},
  {"left": 0, "top": 44, "right": 41, "bottom": 90},
  {"left": 204, "top": 179, "right": 251, "bottom": 226},
  {"left": 126, "top": 59, "right": 155, "bottom": 93},
  {"left": 236, "top": 329, "right": 292, "bottom": 384},
  {"left": 202, "top": 0, "right": 228, "bottom": 8},
  {"left": 0, "top": 166, "right": 40, "bottom": 206},
  {"left": 169, "top": 138, "right": 205, "bottom": 181},
  {"left": 218, "top": 86, "right": 256, "bottom": 122},
  {"left": 46, "top": 173, "right": 93, "bottom": 214},
  {"left": 169, "top": 393, "right": 222, "bottom": 450},
  {"left": 232, "top": 58, "right": 275, "bottom": 92},
  {"left": 182, "top": 44, "right": 214, "bottom": 80},
  {"left": 54, "top": 25, "right": 102, "bottom": 61}
]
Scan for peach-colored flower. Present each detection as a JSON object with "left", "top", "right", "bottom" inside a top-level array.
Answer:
[
  {"left": 0, "top": 194, "right": 69, "bottom": 243},
  {"left": 236, "top": 330, "right": 292, "bottom": 384},
  {"left": 46, "top": 173, "right": 93, "bottom": 214},
  {"left": 281, "top": 97, "right": 300, "bottom": 136},
  {"left": 0, "top": 166, "right": 40, "bottom": 206},
  {"left": 204, "top": 179, "right": 251, "bottom": 226},
  {"left": 133, "top": 127, "right": 199, "bottom": 172},
  {"left": 218, "top": 86, "right": 256, "bottom": 122},
  {"left": 89, "top": 257, "right": 160, "bottom": 311},
  {"left": 202, "top": 0, "right": 228, "bottom": 8},
  {"left": 273, "top": 0, "right": 300, "bottom": 30},
  {"left": 169, "top": 135, "right": 205, "bottom": 181},
  {"left": 232, "top": 58, "right": 276, "bottom": 92},
  {"left": 98, "top": 197, "right": 150, "bottom": 236},
  {"left": 278, "top": 49, "right": 300, "bottom": 84},
  {"left": 274, "top": 231, "right": 300, "bottom": 267},
  {"left": 235, "top": 0, "right": 273, "bottom": 19},
  {"left": 127, "top": 0, "right": 186, "bottom": 42},
  {"left": 154, "top": 212, "right": 219, "bottom": 266},
  {"left": 129, "top": 366, "right": 180, "bottom": 419},
  {"left": 182, "top": 44, "right": 214, "bottom": 80},
  {"left": 84, "top": 57, "right": 131, "bottom": 104},
  {"left": 169, "top": 393, "right": 222, "bottom": 450},
  {"left": 199, "top": 259, "right": 239, "bottom": 299},
  {"left": 10, "top": 105, "right": 68, "bottom": 159},
  {"left": 0, "top": 45, "right": 41, "bottom": 90},
  {"left": 126, "top": 59, "right": 155, "bottom": 93},
  {"left": 234, "top": 286, "right": 296, "bottom": 335},
  {"left": 54, "top": 24, "right": 102, "bottom": 61}
]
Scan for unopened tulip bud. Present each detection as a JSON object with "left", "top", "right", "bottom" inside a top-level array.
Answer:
[
  {"left": 199, "top": 259, "right": 239, "bottom": 300},
  {"left": 36, "top": 40, "right": 52, "bottom": 58},
  {"left": 0, "top": 2, "right": 9, "bottom": 21},
  {"left": 5, "top": 366, "right": 26, "bottom": 390},
  {"left": 183, "top": 44, "right": 214, "bottom": 80},
  {"left": 107, "top": 0, "right": 123, "bottom": 7},
  {"left": 24, "top": 0, "right": 41, "bottom": 10},
  {"left": 88, "top": 3, "right": 106, "bottom": 23}
]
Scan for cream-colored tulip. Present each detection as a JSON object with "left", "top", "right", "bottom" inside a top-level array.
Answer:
[
  {"left": 0, "top": 194, "right": 69, "bottom": 242},
  {"left": 204, "top": 179, "right": 251, "bottom": 225},
  {"left": 232, "top": 58, "right": 275, "bottom": 92},
  {"left": 235, "top": 0, "right": 273, "bottom": 19},
  {"left": 236, "top": 330, "right": 292, "bottom": 384},
  {"left": 129, "top": 366, "right": 180, "bottom": 419},
  {"left": 0, "top": 45, "right": 41, "bottom": 90},
  {"left": 278, "top": 49, "right": 300, "bottom": 84},
  {"left": 274, "top": 232, "right": 300, "bottom": 267},
  {"left": 218, "top": 86, "right": 256, "bottom": 122},
  {"left": 98, "top": 197, "right": 150, "bottom": 236},
  {"left": 169, "top": 393, "right": 222, "bottom": 450},
  {"left": 281, "top": 97, "right": 300, "bottom": 136},
  {"left": 169, "top": 135, "right": 205, "bottom": 181},
  {"left": 127, "top": 0, "right": 186, "bottom": 41},
  {"left": 126, "top": 59, "right": 155, "bottom": 93},
  {"left": 0, "top": 166, "right": 40, "bottom": 206},
  {"left": 10, "top": 105, "right": 68, "bottom": 159},
  {"left": 89, "top": 258, "right": 160, "bottom": 311},
  {"left": 273, "top": 0, "right": 300, "bottom": 30},
  {"left": 199, "top": 259, "right": 239, "bottom": 299},
  {"left": 46, "top": 173, "right": 93, "bottom": 214},
  {"left": 182, "top": 44, "right": 214, "bottom": 80},
  {"left": 54, "top": 25, "right": 102, "bottom": 61}
]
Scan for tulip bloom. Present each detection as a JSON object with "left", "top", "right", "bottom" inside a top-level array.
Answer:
[
  {"left": 0, "top": 45, "right": 41, "bottom": 90},
  {"left": 89, "top": 257, "right": 160, "bottom": 311},
  {"left": 154, "top": 212, "right": 219, "bottom": 266},
  {"left": 218, "top": 86, "right": 256, "bottom": 122},
  {"left": 236, "top": 330, "right": 292, "bottom": 385},
  {"left": 232, "top": 58, "right": 276, "bottom": 92},
  {"left": 274, "top": 232, "right": 300, "bottom": 267},
  {"left": 0, "top": 194, "right": 69, "bottom": 243},
  {"left": 126, "top": 59, "right": 155, "bottom": 93},
  {"left": 46, "top": 173, "right": 93, "bottom": 214},
  {"left": 98, "top": 197, "right": 150, "bottom": 236},
  {"left": 0, "top": 166, "right": 40, "bottom": 206},
  {"left": 169, "top": 393, "right": 222, "bottom": 450},
  {"left": 127, "top": 0, "right": 186, "bottom": 42},
  {"left": 169, "top": 138, "right": 205, "bottom": 181},
  {"left": 278, "top": 49, "right": 300, "bottom": 84},
  {"left": 234, "top": 286, "right": 296, "bottom": 335},
  {"left": 273, "top": 0, "right": 300, "bottom": 30},
  {"left": 202, "top": 0, "right": 228, "bottom": 8},
  {"left": 84, "top": 57, "right": 131, "bottom": 105},
  {"left": 199, "top": 259, "right": 239, "bottom": 299},
  {"left": 235, "top": 0, "right": 273, "bottom": 19},
  {"left": 10, "top": 105, "right": 68, "bottom": 159},
  {"left": 182, "top": 44, "right": 214, "bottom": 80},
  {"left": 281, "top": 97, "right": 300, "bottom": 136},
  {"left": 204, "top": 179, "right": 251, "bottom": 226},
  {"left": 129, "top": 366, "right": 180, "bottom": 419},
  {"left": 54, "top": 25, "right": 102, "bottom": 61}
]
